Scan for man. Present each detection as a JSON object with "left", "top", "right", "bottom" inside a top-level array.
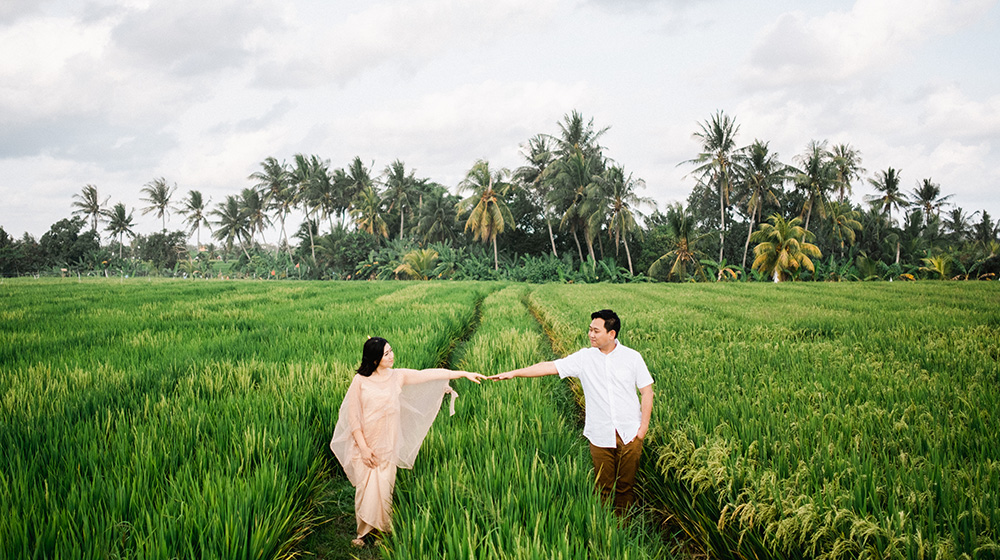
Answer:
[{"left": 490, "top": 309, "right": 654, "bottom": 512}]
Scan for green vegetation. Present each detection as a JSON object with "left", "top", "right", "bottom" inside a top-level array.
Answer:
[
  {"left": 2, "top": 278, "right": 998, "bottom": 559},
  {"left": 4, "top": 111, "right": 999, "bottom": 283},
  {"left": 529, "top": 281, "right": 1000, "bottom": 559}
]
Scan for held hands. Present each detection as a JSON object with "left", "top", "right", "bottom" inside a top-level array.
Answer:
[
  {"left": 487, "top": 371, "right": 516, "bottom": 381},
  {"left": 460, "top": 371, "right": 486, "bottom": 384}
]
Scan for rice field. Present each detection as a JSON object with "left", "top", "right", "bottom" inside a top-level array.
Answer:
[
  {"left": 1, "top": 278, "right": 998, "bottom": 559},
  {"left": 529, "top": 282, "right": 1000, "bottom": 560}
]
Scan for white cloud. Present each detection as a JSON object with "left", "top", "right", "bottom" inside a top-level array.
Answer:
[
  {"left": 741, "top": 0, "right": 993, "bottom": 89},
  {"left": 253, "top": 0, "right": 562, "bottom": 88}
]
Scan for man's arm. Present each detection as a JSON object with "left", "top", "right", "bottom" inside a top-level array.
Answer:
[
  {"left": 489, "top": 361, "right": 558, "bottom": 380},
  {"left": 637, "top": 383, "right": 654, "bottom": 439}
]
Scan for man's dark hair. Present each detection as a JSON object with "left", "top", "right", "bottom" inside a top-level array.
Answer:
[{"left": 591, "top": 309, "right": 620, "bottom": 338}]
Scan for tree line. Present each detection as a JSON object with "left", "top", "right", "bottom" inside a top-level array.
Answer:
[{"left": 1, "top": 110, "right": 998, "bottom": 282}]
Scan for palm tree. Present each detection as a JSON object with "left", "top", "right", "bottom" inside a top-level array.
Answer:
[
  {"left": 551, "top": 148, "right": 599, "bottom": 263},
  {"left": 289, "top": 154, "right": 326, "bottom": 260},
  {"left": 344, "top": 157, "right": 375, "bottom": 222},
  {"left": 249, "top": 157, "right": 295, "bottom": 256},
  {"left": 550, "top": 110, "right": 609, "bottom": 163},
  {"left": 911, "top": 178, "right": 953, "bottom": 227},
  {"left": 750, "top": 214, "right": 822, "bottom": 282},
  {"left": 383, "top": 159, "right": 417, "bottom": 241},
  {"left": 592, "top": 166, "right": 652, "bottom": 275},
  {"left": 826, "top": 201, "right": 863, "bottom": 257},
  {"left": 394, "top": 248, "right": 439, "bottom": 280},
  {"left": 71, "top": 184, "right": 108, "bottom": 233},
  {"left": 943, "top": 207, "right": 973, "bottom": 242},
  {"left": 648, "top": 203, "right": 707, "bottom": 281},
  {"left": 415, "top": 194, "right": 457, "bottom": 244},
  {"left": 865, "top": 168, "right": 908, "bottom": 225},
  {"left": 140, "top": 177, "right": 177, "bottom": 231},
  {"left": 794, "top": 140, "right": 836, "bottom": 232},
  {"left": 103, "top": 203, "right": 136, "bottom": 258},
  {"left": 457, "top": 159, "right": 514, "bottom": 271},
  {"left": 514, "top": 134, "right": 559, "bottom": 256},
  {"left": 177, "top": 190, "right": 210, "bottom": 248},
  {"left": 831, "top": 144, "right": 864, "bottom": 204},
  {"left": 865, "top": 167, "right": 908, "bottom": 264},
  {"left": 240, "top": 188, "right": 270, "bottom": 248},
  {"left": 972, "top": 211, "right": 998, "bottom": 245},
  {"left": 684, "top": 111, "right": 741, "bottom": 262},
  {"left": 734, "top": 140, "right": 789, "bottom": 269},
  {"left": 210, "top": 195, "right": 251, "bottom": 260},
  {"left": 351, "top": 186, "right": 389, "bottom": 238}
]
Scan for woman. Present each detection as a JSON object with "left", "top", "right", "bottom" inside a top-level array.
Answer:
[{"left": 329, "top": 337, "right": 484, "bottom": 547}]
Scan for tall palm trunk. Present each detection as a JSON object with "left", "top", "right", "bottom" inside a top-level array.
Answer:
[
  {"left": 547, "top": 218, "right": 557, "bottom": 257},
  {"left": 493, "top": 237, "right": 499, "bottom": 270},
  {"left": 623, "top": 237, "right": 633, "bottom": 275},
  {"left": 572, "top": 229, "right": 584, "bottom": 263},
  {"left": 718, "top": 178, "right": 726, "bottom": 262}
]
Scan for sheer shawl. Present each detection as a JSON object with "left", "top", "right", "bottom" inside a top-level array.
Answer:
[{"left": 330, "top": 370, "right": 449, "bottom": 486}]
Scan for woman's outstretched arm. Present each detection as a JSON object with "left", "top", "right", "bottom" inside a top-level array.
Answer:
[{"left": 400, "top": 368, "right": 485, "bottom": 385}]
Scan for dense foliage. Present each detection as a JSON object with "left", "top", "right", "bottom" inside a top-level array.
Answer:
[{"left": 3, "top": 110, "right": 999, "bottom": 282}]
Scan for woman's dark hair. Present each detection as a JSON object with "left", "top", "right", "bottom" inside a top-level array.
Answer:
[
  {"left": 591, "top": 309, "right": 620, "bottom": 338},
  {"left": 356, "top": 337, "right": 389, "bottom": 377}
]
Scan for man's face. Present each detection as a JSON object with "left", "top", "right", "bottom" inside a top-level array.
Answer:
[{"left": 588, "top": 318, "right": 615, "bottom": 349}]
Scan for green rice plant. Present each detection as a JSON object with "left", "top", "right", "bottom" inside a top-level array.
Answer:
[
  {"left": 385, "top": 286, "right": 669, "bottom": 559},
  {"left": 528, "top": 282, "right": 1000, "bottom": 560},
  {"left": 0, "top": 278, "right": 487, "bottom": 559}
]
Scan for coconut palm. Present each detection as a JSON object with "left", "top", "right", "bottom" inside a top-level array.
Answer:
[
  {"left": 344, "top": 157, "right": 375, "bottom": 218},
  {"left": 734, "top": 140, "right": 790, "bottom": 269},
  {"left": 394, "top": 248, "right": 439, "bottom": 280},
  {"left": 177, "top": 190, "right": 210, "bottom": 248},
  {"left": 514, "top": 134, "right": 559, "bottom": 256},
  {"left": 972, "top": 211, "right": 998, "bottom": 245},
  {"left": 71, "top": 184, "right": 108, "bottom": 233},
  {"left": 550, "top": 110, "right": 609, "bottom": 164},
  {"left": 239, "top": 188, "right": 270, "bottom": 247},
  {"left": 591, "top": 166, "right": 652, "bottom": 275},
  {"left": 210, "top": 195, "right": 251, "bottom": 260},
  {"left": 383, "top": 159, "right": 418, "bottom": 241},
  {"left": 415, "top": 194, "right": 457, "bottom": 244},
  {"left": 684, "top": 110, "right": 741, "bottom": 262},
  {"left": 827, "top": 201, "right": 863, "bottom": 256},
  {"left": 104, "top": 203, "right": 136, "bottom": 258},
  {"left": 865, "top": 168, "right": 908, "bottom": 225},
  {"left": 911, "top": 178, "right": 953, "bottom": 227},
  {"left": 794, "top": 140, "right": 836, "bottom": 232},
  {"left": 648, "top": 203, "right": 707, "bottom": 281},
  {"left": 457, "top": 159, "right": 514, "bottom": 271},
  {"left": 831, "top": 143, "right": 864, "bottom": 204},
  {"left": 865, "top": 167, "right": 908, "bottom": 264},
  {"left": 351, "top": 186, "right": 389, "bottom": 238},
  {"left": 289, "top": 154, "right": 327, "bottom": 260},
  {"left": 943, "top": 207, "right": 973, "bottom": 242},
  {"left": 249, "top": 157, "right": 295, "bottom": 256},
  {"left": 140, "top": 177, "right": 177, "bottom": 231},
  {"left": 551, "top": 148, "right": 599, "bottom": 263},
  {"left": 750, "top": 214, "right": 822, "bottom": 282},
  {"left": 920, "top": 254, "right": 951, "bottom": 280}
]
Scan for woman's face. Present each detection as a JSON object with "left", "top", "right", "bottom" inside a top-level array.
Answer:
[{"left": 378, "top": 344, "right": 394, "bottom": 369}]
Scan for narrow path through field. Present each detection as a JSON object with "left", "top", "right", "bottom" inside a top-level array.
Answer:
[{"left": 295, "top": 290, "right": 490, "bottom": 560}]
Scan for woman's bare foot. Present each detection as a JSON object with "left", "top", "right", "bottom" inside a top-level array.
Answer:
[{"left": 351, "top": 537, "right": 365, "bottom": 548}]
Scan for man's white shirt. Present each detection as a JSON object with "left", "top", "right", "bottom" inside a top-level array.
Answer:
[{"left": 554, "top": 341, "right": 654, "bottom": 448}]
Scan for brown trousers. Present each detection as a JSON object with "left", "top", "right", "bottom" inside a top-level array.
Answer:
[{"left": 589, "top": 432, "right": 643, "bottom": 512}]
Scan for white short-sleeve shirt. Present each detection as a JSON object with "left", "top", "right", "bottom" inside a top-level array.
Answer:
[{"left": 554, "top": 341, "right": 654, "bottom": 448}]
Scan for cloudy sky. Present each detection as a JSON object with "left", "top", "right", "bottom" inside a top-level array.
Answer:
[{"left": 2, "top": 0, "right": 998, "bottom": 241}]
